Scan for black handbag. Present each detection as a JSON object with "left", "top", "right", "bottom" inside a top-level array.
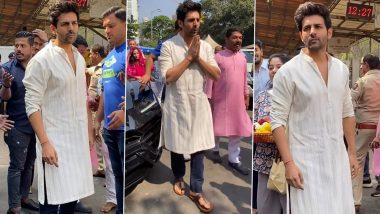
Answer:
[{"left": 125, "top": 84, "right": 162, "bottom": 196}]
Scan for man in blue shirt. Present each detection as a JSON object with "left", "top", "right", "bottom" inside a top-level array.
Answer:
[
  {"left": 0, "top": 31, "right": 39, "bottom": 213},
  {"left": 254, "top": 39, "right": 269, "bottom": 100},
  {"left": 95, "top": 6, "right": 125, "bottom": 214}
]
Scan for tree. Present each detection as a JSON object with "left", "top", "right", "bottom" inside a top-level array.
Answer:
[
  {"left": 200, "top": 0, "right": 254, "bottom": 47},
  {"left": 127, "top": 15, "right": 139, "bottom": 40},
  {"left": 139, "top": 15, "right": 175, "bottom": 47}
]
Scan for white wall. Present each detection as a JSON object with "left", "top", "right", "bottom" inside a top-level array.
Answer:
[{"left": 0, "top": 46, "right": 14, "bottom": 64}]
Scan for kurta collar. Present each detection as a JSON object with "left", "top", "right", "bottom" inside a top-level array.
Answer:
[
  {"left": 49, "top": 40, "right": 80, "bottom": 55},
  {"left": 223, "top": 48, "right": 240, "bottom": 55},
  {"left": 300, "top": 48, "right": 332, "bottom": 64}
]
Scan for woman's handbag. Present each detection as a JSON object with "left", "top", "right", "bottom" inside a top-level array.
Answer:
[{"left": 267, "top": 158, "right": 287, "bottom": 194}]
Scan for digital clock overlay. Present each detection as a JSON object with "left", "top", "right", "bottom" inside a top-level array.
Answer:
[{"left": 346, "top": 2, "right": 373, "bottom": 20}]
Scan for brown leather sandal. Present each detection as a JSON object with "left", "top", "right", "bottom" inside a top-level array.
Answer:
[
  {"left": 189, "top": 193, "right": 214, "bottom": 213},
  {"left": 173, "top": 178, "right": 185, "bottom": 196}
]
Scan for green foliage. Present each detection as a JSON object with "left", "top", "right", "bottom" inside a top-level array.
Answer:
[
  {"left": 139, "top": 15, "right": 175, "bottom": 47},
  {"left": 200, "top": 0, "right": 254, "bottom": 47},
  {"left": 127, "top": 15, "right": 139, "bottom": 40}
]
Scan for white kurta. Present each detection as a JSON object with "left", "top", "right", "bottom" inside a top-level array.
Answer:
[
  {"left": 159, "top": 34, "right": 219, "bottom": 154},
  {"left": 271, "top": 50, "right": 355, "bottom": 214},
  {"left": 23, "top": 42, "right": 94, "bottom": 204}
]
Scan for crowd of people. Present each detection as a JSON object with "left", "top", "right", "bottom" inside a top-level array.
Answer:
[
  {"left": 253, "top": 2, "right": 380, "bottom": 214},
  {"left": 126, "top": 0, "right": 252, "bottom": 213},
  {"left": 0, "top": 2, "right": 125, "bottom": 214}
]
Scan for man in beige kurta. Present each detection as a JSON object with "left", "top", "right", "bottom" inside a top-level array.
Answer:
[
  {"left": 23, "top": 2, "right": 94, "bottom": 212},
  {"left": 159, "top": 1, "right": 220, "bottom": 212},
  {"left": 351, "top": 54, "right": 380, "bottom": 211}
]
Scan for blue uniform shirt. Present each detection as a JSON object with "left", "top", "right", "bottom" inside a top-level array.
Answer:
[{"left": 102, "top": 42, "right": 126, "bottom": 131}]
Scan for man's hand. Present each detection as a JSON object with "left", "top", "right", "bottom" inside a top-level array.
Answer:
[
  {"left": 245, "top": 95, "right": 250, "bottom": 110},
  {"left": 2, "top": 70, "right": 14, "bottom": 88},
  {"left": 42, "top": 141, "right": 58, "bottom": 167},
  {"left": 119, "top": 96, "right": 125, "bottom": 111},
  {"left": 32, "top": 29, "right": 48, "bottom": 43},
  {"left": 139, "top": 73, "right": 153, "bottom": 85},
  {"left": 0, "top": 115, "right": 14, "bottom": 131},
  {"left": 370, "top": 138, "right": 380, "bottom": 149},
  {"left": 285, "top": 161, "right": 304, "bottom": 190},
  {"left": 107, "top": 110, "right": 124, "bottom": 129},
  {"left": 349, "top": 153, "right": 359, "bottom": 177},
  {"left": 88, "top": 96, "right": 100, "bottom": 111},
  {"left": 187, "top": 35, "right": 200, "bottom": 62},
  {"left": 117, "top": 72, "right": 125, "bottom": 85}
]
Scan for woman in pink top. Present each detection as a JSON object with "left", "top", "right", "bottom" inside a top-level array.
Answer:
[{"left": 127, "top": 47, "right": 145, "bottom": 78}]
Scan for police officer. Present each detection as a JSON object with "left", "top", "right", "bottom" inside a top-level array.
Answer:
[{"left": 351, "top": 54, "right": 380, "bottom": 212}]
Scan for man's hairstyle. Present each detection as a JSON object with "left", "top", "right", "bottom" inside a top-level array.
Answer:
[
  {"left": 294, "top": 2, "right": 332, "bottom": 32},
  {"left": 176, "top": 0, "right": 202, "bottom": 21},
  {"left": 91, "top": 44, "right": 106, "bottom": 58},
  {"left": 74, "top": 35, "right": 88, "bottom": 48},
  {"left": 102, "top": 6, "right": 126, "bottom": 22},
  {"left": 128, "top": 39, "right": 136, "bottom": 45},
  {"left": 8, "top": 52, "right": 15, "bottom": 59},
  {"left": 255, "top": 39, "right": 263, "bottom": 50},
  {"left": 363, "top": 54, "right": 380, "bottom": 70},
  {"left": 225, "top": 28, "right": 242, "bottom": 38},
  {"left": 268, "top": 53, "right": 291, "bottom": 68},
  {"left": 15, "top": 31, "right": 34, "bottom": 46},
  {"left": 49, "top": 2, "right": 79, "bottom": 27}
]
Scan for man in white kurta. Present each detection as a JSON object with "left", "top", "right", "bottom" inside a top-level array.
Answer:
[
  {"left": 270, "top": 2, "right": 357, "bottom": 214},
  {"left": 22, "top": 2, "right": 94, "bottom": 211},
  {"left": 158, "top": 1, "right": 220, "bottom": 212}
]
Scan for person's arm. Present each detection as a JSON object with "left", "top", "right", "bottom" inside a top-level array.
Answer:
[
  {"left": 350, "top": 79, "right": 362, "bottom": 108},
  {"left": 87, "top": 95, "right": 95, "bottom": 149},
  {"left": 197, "top": 57, "right": 220, "bottom": 81},
  {"left": 244, "top": 62, "right": 250, "bottom": 109},
  {"left": 0, "top": 68, "right": 13, "bottom": 100},
  {"left": 32, "top": 29, "right": 49, "bottom": 45},
  {"left": 371, "top": 114, "right": 380, "bottom": 149},
  {"left": 343, "top": 71, "right": 358, "bottom": 177},
  {"left": 23, "top": 60, "right": 58, "bottom": 167},
  {"left": 94, "top": 94, "right": 104, "bottom": 137},
  {"left": 197, "top": 39, "right": 220, "bottom": 80},
  {"left": 139, "top": 54, "right": 154, "bottom": 85},
  {"left": 343, "top": 116, "right": 358, "bottom": 176},
  {"left": 162, "top": 36, "right": 201, "bottom": 84},
  {"left": 271, "top": 68, "right": 304, "bottom": 189},
  {"left": 28, "top": 111, "right": 58, "bottom": 167}
]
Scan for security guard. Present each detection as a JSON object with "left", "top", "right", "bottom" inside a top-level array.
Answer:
[{"left": 351, "top": 54, "right": 380, "bottom": 212}]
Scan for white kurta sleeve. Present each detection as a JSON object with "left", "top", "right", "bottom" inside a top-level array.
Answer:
[
  {"left": 270, "top": 67, "right": 294, "bottom": 131},
  {"left": 343, "top": 70, "right": 355, "bottom": 118},
  {"left": 159, "top": 41, "right": 173, "bottom": 83},
  {"left": 23, "top": 59, "right": 50, "bottom": 117},
  {"left": 204, "top": 43, "right": 218, "bottom": 68}
]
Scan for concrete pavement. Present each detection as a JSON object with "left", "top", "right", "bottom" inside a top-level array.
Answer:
[{"left": 125, "top": 137, "right": 252, "bottom": 214}]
